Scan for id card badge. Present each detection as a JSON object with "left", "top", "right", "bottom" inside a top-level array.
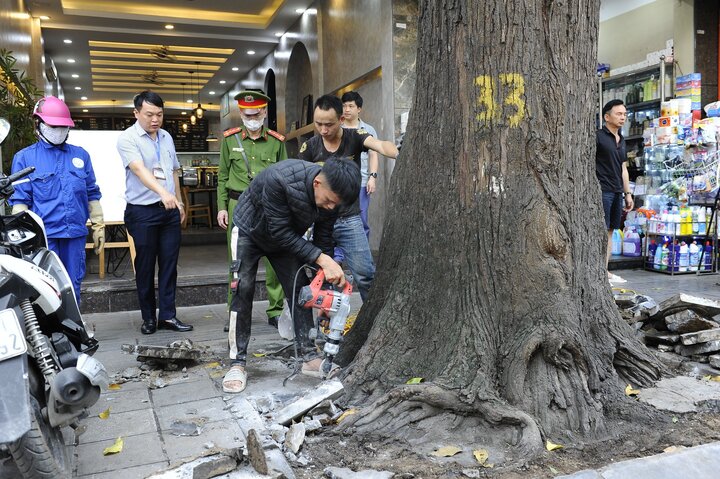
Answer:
[{"left": 153, "top": 167, "right": 166, "bottom": 181}]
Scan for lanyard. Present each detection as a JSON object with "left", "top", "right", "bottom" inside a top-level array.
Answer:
[{"left": 233, "top": 133, "right": 253, "bottom": 181}]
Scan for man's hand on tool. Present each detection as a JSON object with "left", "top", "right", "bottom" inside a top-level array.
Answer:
[{"left": 316, "top": 253, "right": 345, "bottom": 287}]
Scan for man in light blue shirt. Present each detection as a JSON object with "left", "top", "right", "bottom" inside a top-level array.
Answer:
[{"left": 116, "top": 90, "right": 192, "bottom": 335}]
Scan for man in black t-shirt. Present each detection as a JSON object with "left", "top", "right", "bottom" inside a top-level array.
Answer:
[
  {"left": 596, "top": 99, "right": 633, "bottom": 278},
  {"left": 298, "top": 95, "right": 398, "bottom": 301}
]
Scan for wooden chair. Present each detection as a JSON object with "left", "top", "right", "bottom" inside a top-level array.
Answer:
[
  {"left": 85, "top": 222, "right": 136, "bottom": 279},
  {"left": 181, "top": 186, "right": 212, "bottom": 228}
]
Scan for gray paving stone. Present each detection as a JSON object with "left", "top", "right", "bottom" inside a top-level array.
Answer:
[
  {"left": 76, "top": 461, "right": 168, "bottom": 479},
  {"left": 162, "top": 420, "right": 245, "bottom": 463},
  {"left": 151, "top": 375, "right": 220, "bottom": 407},
  {"left": 88, "top": 387, "right": 152, "bottom": 416},
  {"left": 155, "top": 397, "right": 233, "bottom": 430},
  {"left": 79, "top": 408, "right": 157, "bottom": 443},
  {"left": 638, "top": 376, "right": 720, "bottom": 413},
  {"left": 75, "top": 431, "right": 166, "bottom": 476}
]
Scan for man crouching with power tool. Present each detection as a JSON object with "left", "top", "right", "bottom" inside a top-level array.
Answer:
[{"left": 223, "top": 157, "right": 360, "bottom": 393}]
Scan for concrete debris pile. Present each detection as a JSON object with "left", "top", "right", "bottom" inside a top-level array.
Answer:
[{"left": 617, "top": 293, "right": 720, "bottom": 367}]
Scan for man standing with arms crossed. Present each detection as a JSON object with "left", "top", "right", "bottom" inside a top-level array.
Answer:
[
  {"left": 217, "top": 91, "right": 287, "bottom": 331},
  {"left": 595, "top": 99, "right": 633, "bottom": 283},
  {"left": 117, "top": 91, "right": 193, "bottom": 334}
]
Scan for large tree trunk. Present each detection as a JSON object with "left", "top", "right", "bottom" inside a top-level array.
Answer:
[{"left": 337, "top": 0, "right": 663, "bottom": 458}]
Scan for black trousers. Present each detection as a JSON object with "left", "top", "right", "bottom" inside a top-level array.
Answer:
[
  {"left": 228, "top": 230, "right": 315, "bottom": 366},
  {"left": 124, "top": 203, "right": 181, "bottom": 321}
]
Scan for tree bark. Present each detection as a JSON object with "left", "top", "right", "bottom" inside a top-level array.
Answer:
[{"left": 337, "top": 0, "right": 663, "bottom": 456}]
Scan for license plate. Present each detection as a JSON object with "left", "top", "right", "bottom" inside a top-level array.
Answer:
[{"left": 0, "top": 309, "right": 27, "bottom": 361}]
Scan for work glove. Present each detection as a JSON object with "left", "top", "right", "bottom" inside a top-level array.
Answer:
[
  {"left": 11, "top": 203, "right": 29, "bottom": 215},
  {"left": 89, "top": 200, "right": 105, "bottom": 255}
]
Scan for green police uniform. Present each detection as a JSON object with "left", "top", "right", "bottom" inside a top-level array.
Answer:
[{"left": 218, "top": 124, "right": 288, "bottom": 318}]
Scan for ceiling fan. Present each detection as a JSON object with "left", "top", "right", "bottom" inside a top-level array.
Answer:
[
  {"left": 148, "top": 45, "right": 176, "bottom": 62},
  {"left": 141, "top": 70, "right": 165, "bottom": 85}
]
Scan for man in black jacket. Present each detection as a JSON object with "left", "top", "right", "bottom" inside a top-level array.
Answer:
[{"left": 223, "top": 158, "right": 360, "bottom": 393}]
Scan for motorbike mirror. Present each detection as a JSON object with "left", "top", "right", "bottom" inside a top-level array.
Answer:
[{"left": 0, "top": 118, "right": 9, "bottom": 145}]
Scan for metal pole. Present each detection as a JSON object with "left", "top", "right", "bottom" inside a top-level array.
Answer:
[{"left": 659, "top": 55, "right": 666, "bottom": 101}]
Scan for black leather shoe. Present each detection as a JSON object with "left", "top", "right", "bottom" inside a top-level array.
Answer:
[
  {"left": 267, "top": 316, "right": 278, "bottom": 329},
  {"left": 141, "top": 318, "right": 156, "bottom": 335},
  {"left": 158, "top": 318, "right": 193, "bottom": 332}
]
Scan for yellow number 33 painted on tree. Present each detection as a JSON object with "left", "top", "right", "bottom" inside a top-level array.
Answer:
[{"left": 474, "top": 73, "right": 526, "bottom": 128}]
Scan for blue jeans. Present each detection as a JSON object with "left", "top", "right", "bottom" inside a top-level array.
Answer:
[
  {"left": 333, "top": 215, "right": 374, "bottom": 301},
  {"left": 47, "top": 236, "right": 86, "bottom": 305},
  {"left": 334, "top": 189, "right": 372, "bottom": 261}
]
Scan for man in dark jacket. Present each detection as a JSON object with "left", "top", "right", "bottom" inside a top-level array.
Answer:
[{"left": 223, "top": 158, "right": 360, "bottom": 393}]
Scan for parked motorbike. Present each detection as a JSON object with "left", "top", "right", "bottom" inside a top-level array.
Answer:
[{"left": 0, "top": 117, "right": 109, "bottom": 479}]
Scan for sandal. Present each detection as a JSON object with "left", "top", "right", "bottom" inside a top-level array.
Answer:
[
  {"left": 222, "top": 365, "right": 247, "bottom": 393},
  {"left": 301, "top": 358, "right": 341, "bottom": 379}
]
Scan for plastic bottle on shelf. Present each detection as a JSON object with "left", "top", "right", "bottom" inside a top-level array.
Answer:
[
  {"left": 648, "top": 240, "right": 658, "bottom": 269},
  {"left": 704, "top": 242, "right": 714, "bottom": 271},
  {"left": 698, "top": 207, "right": 706, "bottom": 235},
  {"left": 689, "top": 241, "right": 700, "bottom": 271},
  {"left": 672, "top": 206, "right": 682, "bottom": 236},
  {"left": 611, "top": 229, "right": 623, "bottom": 256},
  {"left": 623, "top": 227, "right": 642, "bottom": 257},
  {"left": 660, "top": 242, "right": 670, "bottom": 270},
  {"left": 680, "top": 206, "right": 691, "bottom": 235},
  {"left": 673, "top": 241, "right": 681, "bottom": 272},
  {"left": 678, "top": 242, "right": 689, "bottom": 271},
  {"left": 692, "top": 207, "right": 699, "bottom": 235}
]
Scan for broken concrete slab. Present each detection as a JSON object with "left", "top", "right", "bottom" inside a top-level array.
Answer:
[
  {"left": 284, "top": 423, "right": 305, "bottom": 454},
  {"left": 191, "top": 454, "right": 238, "bottom": 479},
  {"left": 245, "top": 429, "right": 295, "bottom": 479},
  {"left": 709, "top": 354, "right": 720, "bottom": 369},
  {"left": 650, "top": 294, "right": 720, "bottom": 321},
  {"left": 121, "top": 343, "right": 202, "bottom": 361},
  {"left": 638, "top": 376, "right": 720, "bottom": 413},
  {"left": 676, "top": 340, "right": 720, "bottom": 356},
  {"left": 274, "top": 379, "right": 344, "bottom": 426},
  {"left": 681, "top": 328, "right": 720, "bottom": 345},
  {"left": 657, "top": 344, "right": 675, "bottom": 353},
  {"left": 643, "top": 330, "right": 680, "bottom": 346},
  {"left": 324, "top": 466, "right": 395, "bottom": 479},
  {"left": 145, "top": 452, "right": 239, "bottom": 479},
  {"left": 665, "top": 310, "right": 719, "bottom": 334},
  {"left": 246, "top": 429, "right": 269, "bottom": 475}
]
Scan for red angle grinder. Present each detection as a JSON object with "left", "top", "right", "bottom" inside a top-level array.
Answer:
[{"left": 298, "top": 269, "right": 352, "bottom": 373}]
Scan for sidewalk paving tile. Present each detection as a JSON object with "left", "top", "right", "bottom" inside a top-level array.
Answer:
[
  {"left": 78, "top": 408, "right": 157, "bottom": 443},
  {"left": 75, "top": 431, "right": 166, "bottom": 476},
  {"left": 76, "top": 461, "right": 169, "bottom": 479},
  {"left": 155, "top": 397, "right": 233, "bottom": 430},
  {"left": 88, "top": 387, "right": 151, "bottom": 416},
  {"left": 151, "top": 375, "right": 220, "bottom": 407},
  {"left": 162, "top": 420, "right": 245, "bottom": 463}
]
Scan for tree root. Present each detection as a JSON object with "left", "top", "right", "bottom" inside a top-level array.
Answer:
[{"left": 337, "top": 383, "right": 543, "bottom": 458}]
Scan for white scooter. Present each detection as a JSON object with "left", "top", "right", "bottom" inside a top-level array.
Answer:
[{"left": 0, "top": 118, "right": 109, "bottom": 479}]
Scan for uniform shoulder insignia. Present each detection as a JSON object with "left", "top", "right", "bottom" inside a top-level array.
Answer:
[
  {"left": 299, "top": 142, "right": 307, "bottom": 153},
  {"left": 267, "top": 129, "right": 285, "bottom": 141},
  {"left": 223, "top": 126, "right": 242, "bottom": 137},
  {"left": 357, "top": 128, "right": 368, "bottom": 135}
]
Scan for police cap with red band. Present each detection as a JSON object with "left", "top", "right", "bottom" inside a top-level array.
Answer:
[{"left": 234, "top": 90, "right": 270, "bottom": 114}]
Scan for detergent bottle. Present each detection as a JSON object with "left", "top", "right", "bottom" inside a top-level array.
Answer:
[
  {"left": 689, "top": 241, "right": 700, "bottom": 271},
  {"left": 660, "top": 242, "right": 670, "bottom": 270},
  {"left": 648, "top": 240, "right": 658, "bottom": 268},
  {"left": 611, "top": 229, "right": 623, "bottom": 256},
  {"left": 698, "top": 207, "right": 707, "bottom": 235},
  {"left": 680, "top": 206, "right": 691, "bottom": 235},
  {"left": 654, "top": 241, "right": 664, "bottom": 270},
  {"left": 704, "top": 242, "right": 714, "bottom": 271},
  {"left": 622, "top": 227, "right": 641, "bottom": 257},
  {"left": 678, "top": 242, "right": 689, "bottom": 271}
]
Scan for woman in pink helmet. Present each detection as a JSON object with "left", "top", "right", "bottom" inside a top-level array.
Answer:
[{"left": 8, "top": 96, "right": 105, "bottom": 304}]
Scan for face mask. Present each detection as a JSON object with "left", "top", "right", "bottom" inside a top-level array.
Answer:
[
  {"left": 242, "top": 118, "right": 264, "bottom": 131},
  {"left": 38, "top": 122, "right": 69, "bottom": 146}
]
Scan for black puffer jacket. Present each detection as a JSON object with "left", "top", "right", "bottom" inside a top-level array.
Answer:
[{"left": 232, "top": 159, "right": 336, "bottom": 264}]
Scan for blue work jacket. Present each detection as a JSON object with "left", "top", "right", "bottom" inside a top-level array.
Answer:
[{"left": 10, "top": 140, "right": 102, "bottom": 238}]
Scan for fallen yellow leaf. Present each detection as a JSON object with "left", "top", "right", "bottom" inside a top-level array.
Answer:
[
  {"left": 546, "top": 440, "right": 564, "bottom": 451},
  {"left": 204, "top": 362, "right": 221, "bottom": 369},
  {"left": 102, "top": 437, "right": 124, "bottom": 455},
  {"left": 98, "top": 408, "right": 111, "bottom": 419},
  {"left": 336, "top": 409, "right": 357, "bottom": 423},
  {"left": 431, "top": 446, "right": 462, "bottom": 457},
  {"left": 252, "top": 353, "right": 266, "bottom": 358},
  {"left": 473, "top": 448, "right": 494, "bottom": 467},
  {"left": 625, "top": 384, "right": 640, "bottom": 396},
  {"left": 108, "top": 384, "right": 121, "bottom": 391},
  {"left": 406, "top": 377, "right": 424, "bottom": 385},
  {"left": 710, "top": 376, "right": 720, "bottom": 382}
]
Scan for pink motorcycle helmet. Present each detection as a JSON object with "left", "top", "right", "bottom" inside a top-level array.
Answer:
[{"left": 33, "top": 96, "right": 75, "bottom": 127}]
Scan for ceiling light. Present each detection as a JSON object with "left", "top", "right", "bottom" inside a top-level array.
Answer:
[
  {"left": 67, "top": 58, "right": 76, "bottom": 63},
  {"left": 206, "top": 133, "right": 218, "bottom": 142},
  {"left": 247, "top": 50, "right": 255, "bottom": 55},
  {"left": 295, "top": 8, "right": 305, "bottom": 13},
  {"left": 232, "top": 67, "right": 239, "bottom": 71},
  {"left": 81, "top": 96, "right": 87, "bottom": 100},
  {"left": 181, "top": 111, "right": 187, "bottom": 115},
  {"left": 165, "top": 24, "right": 174, "bottom": 30},
  {"left": 74, "top": 86, "right": 81, "bottom": 90},
  {"left": 219, "top": 80, "right": 226, "bottom": 84},
  {"left": 190, "top": 114, "right": 197, "bottom": 125},
  {"left": 82, "top": 109, "right": 88, "bottom": 112},
  {"left": 186, "top": 99, "right": 192, "bottom": 103},
  {"left": 71, "top": 74, "right": 79, "bottom": 78},
  {"left": 39, "top": 16, "right": 50, "bottom": 20},
  {"left": 306, "top": 8, "right": 317, "bottom": 14},
  {"left": 63, "top": 39, "right": 72, "bottom": 44},
  {"left": 208, "top": 91, "right": 215, "bottom": 95}
]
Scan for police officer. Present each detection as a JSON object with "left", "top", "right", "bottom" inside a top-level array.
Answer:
[
  {"left": 217, "top": 91, "right": 287, "bottom": 331},
  {"left": 10, "top": 96, "right": 105, "bottom": 304}
]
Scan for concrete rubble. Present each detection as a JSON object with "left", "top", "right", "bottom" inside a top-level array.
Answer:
[{"left": 323, "top": 466, "right": 395, "bottom": 478}]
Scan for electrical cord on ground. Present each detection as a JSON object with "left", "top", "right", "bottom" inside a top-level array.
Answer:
[{"left": 283, "top": 263, "right": 317, "bottom": 387}]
